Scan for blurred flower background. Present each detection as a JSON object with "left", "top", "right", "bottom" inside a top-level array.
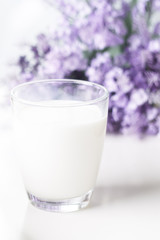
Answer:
[{"left": 2, "top": 0, "right": 160, "bottom": 136}]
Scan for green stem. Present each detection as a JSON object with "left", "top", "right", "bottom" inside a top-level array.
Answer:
[{"left": 146, "top": 0, "right": 153, "bottom": 26}]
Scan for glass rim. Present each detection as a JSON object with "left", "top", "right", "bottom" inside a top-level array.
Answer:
[{"left": 11, "top": 79, "right": 109, "bottom": 107}]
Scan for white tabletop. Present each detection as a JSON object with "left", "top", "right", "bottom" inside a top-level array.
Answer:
[{"left": 1, "top": 121, "right": 160, "bottom": 240}]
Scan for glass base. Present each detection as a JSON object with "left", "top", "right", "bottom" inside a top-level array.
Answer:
[{"left": 28, "top": 189, "right": 93, "bottom": 212}]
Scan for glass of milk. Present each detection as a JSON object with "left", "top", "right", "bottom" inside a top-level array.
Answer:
[{"left": 11, "top": 79, "right": 109, "bottom": 212}]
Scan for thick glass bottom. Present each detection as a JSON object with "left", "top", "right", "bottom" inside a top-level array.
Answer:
[{"left": 28, "top": 189, "right": 93, "bottom": 212}]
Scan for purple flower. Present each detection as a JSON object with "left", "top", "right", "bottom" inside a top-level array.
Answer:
[
  {"left": 15, "top": 0, "right": 160, "bottom": 136},
  {"left": 154, "top": 22, "right": 160, "bottom": 35},
  {"left": 86, "top": 52, "right": 112, "bottom": 84},
  {"left": 104, "top": 67, "right": 133, "bottom": 93},
  {"left": 127, "top": 89, "right": 148, "bottom": 110},
  {"left": 18, "top": 56, "right": 29, "bottom": 73}
]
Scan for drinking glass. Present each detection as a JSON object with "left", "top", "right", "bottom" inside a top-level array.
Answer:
[{"left": 11, "top": 79, "right": 109, "bottom": 212}]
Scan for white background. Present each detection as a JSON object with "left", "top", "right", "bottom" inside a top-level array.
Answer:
[
  {"left": 0, "top": 0, "right": 61, "bottom": 78},
  {"left": 1, "top": 1, "right": 160, "bottom": 239}
]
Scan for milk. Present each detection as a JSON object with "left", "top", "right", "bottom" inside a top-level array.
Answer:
[{"left": 14, "top": 101, "right": 107, "bottom": 201}]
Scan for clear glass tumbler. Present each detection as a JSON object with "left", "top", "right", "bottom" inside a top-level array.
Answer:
[{"left": 11, "top": 79, "right": 109, "bottom": 212}]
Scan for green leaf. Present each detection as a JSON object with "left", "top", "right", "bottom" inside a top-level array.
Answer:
[
  {"left": 83, "top": 50, "right": 98, "bottom": 62},
  {"left": 108, "top": 46, "right": 122, "bottom": 58},
  {"left": 146, "top": 0, "right": 153, "bottom": 26},
  {"left": 131, "top": 0, "right": 138, "bottom": 7}
]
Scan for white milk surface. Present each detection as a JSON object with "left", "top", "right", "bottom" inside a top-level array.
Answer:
[{"left": 14, "top": 101, "right": 107, "bottom": 200}]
